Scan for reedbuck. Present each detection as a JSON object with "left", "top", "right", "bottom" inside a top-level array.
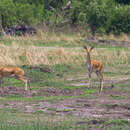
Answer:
[
  {"left": 83, "top": 46, "right": 103, "bottom": 93},
  {"left": 0, "top": 66, "right": 31, "bottom": 91}
]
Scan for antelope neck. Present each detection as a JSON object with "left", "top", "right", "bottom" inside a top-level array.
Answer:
[
  {"left": 86, "top": 52, "right": 91, "bottom": 64},
  {"left": 86, "top": 52, "right": 91, "bottom": 71}
]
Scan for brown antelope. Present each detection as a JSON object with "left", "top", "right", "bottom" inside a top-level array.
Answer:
[
  {"left": 0, "top": 66, "right": 31, "bottom": 91},
  {"left": 83, "top": 46, "right": 103, "bottom": 93}
]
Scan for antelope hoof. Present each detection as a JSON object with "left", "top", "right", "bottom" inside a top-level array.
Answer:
[
  {"left": 98, "top": 91, "right": 102, "bottom": 95},
  {"left": 98, "top": 93, "right": 101, "bottom": 96},
  {"left": 88, "top": 84, "right": 91, "bottom": 89},
  {"left": 87, "top": 85, "right": 90, "bottom": 88}
]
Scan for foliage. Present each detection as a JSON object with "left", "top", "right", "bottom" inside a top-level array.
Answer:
[
  {"left": 69, "top": 0, "right": 130, "bottom": 34},
  {"left": 115, "top": 0, "right": 130, "bottom": 4},
  {"left": 106, "top": 5, "right": 130, "bottom": 34},
  {"left": 0, "top": 0, "right": 130, "bottom": 34},
  {"left": 71, "top": 0, "right": 111, "bottom": 35},
  {"left": 0, "top": 0, "right": 17, "bottom": 28},
  {"left": 0, "top": 0, "right": 43, "bottom": 27}
]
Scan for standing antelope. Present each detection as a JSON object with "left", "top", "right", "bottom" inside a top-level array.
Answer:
[
  {"left": 83, "top": 46, "right": 103, "bottom": 93},
  {"left": 0, "top": 66, "right": 31, "bottom": 91}
]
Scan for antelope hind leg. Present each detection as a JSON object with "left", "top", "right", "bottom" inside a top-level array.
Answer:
[
  {"left": 27, "top": 80, "right": 31, "bottom": 91},
  {"left": 99, "top": 72, "right": 104, "bottom": 94}
]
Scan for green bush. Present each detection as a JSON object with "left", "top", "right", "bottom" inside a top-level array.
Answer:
[
  {"left": 0, "top": 0, "right": 130, "bottom": 35},
  {"left": 115, "top": 0, "right": 130, "bottom": 4},
  {"left": 69, "top": 0, "right": 130, "bottom": 35},
  {"left": 0, "top": 0, "right": 43, "bottom": 27},
  {"left": 106, "top": 5, "right": 130, "bottom": 34},
  {"left": 0, "top": 0, "right": 17, "bottom": 27}
]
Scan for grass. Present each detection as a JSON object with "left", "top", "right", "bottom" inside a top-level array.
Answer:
[
  {"left": 109, "top": 95, "right": 126, "bottom": 100},
  {"left": 0, "top": 122, "right": 88, "bottom": 130},
  {"left": 0, "top": 64, "right": 98, "bottom": 102},
  {"left": 0, "top": 103, "right": 130, "bottom": 129},
  {"left": 0, "top": 44, "right": 130, "bottom": 66},
  {"left": 0, "top": 116, "right": 129, "bottom": 130},
  {"left": 0, "top": 36, "right": 130, "bottom": 66},
  {"left": 0, "top": 32, "right": 130, "bottom": 129},
  {"left": 0, "top": 61, "right": 129, "bottom": 102},
  {"left": 0, "top": 90, "right": 97, "bottom": 102}
]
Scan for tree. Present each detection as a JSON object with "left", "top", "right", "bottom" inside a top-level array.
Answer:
[
  {"left": 0, "top": 0, "right": 17, "bottom": 28},
  {"left": 115, "top": 0, "right": 130, "bottom": 4}
]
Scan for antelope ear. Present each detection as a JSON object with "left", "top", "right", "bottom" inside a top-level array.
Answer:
[
  {"left": 83, "top": 46, "right": 87, "bottom": 50},
  {"left": 90, "top": 46, "right": 94, "bottom": 51}
]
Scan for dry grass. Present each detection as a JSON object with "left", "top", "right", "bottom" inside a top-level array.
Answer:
[
  {"left": 101, "top": 33, "right": 130, "bottom": 42},
  {"left": 2, "top": 29, "right": 130, "bottom": 47},
  {"left": 0, "top": 42, "right": 129, "bottom": 66},
  {"left": 0, "top": 30, "right": 130, "bottom": 66},
  {"left": 1, "top": 29, "right": 83, "bottom": 46}
]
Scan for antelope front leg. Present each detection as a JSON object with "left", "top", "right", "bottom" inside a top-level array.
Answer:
[
  {"left": 99, "top": 79, "right": 103, "bottom": 94},
  {"left": 0, "top": 76, "right": 3, "bottom": 87},
  {"left": 0, "top": 79, "right": 2, "bottom": 87},
  {"left": 88, "top": 78, "right": 91, "bottom": 88},
  {"left": 88, "top": 72, "right": 91, "bottom": 88}
]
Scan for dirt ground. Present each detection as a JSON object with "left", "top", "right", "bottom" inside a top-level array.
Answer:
[
  {"left": 0, "top": 78, "right": 129, "bottom": 121},
  {"left": 86, "top": 37, "right": 130, "bottom": 47}
]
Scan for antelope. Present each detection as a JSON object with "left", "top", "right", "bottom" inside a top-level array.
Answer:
[
  {"left": 83, "top": 46, "right": 103, "bottom": 93},
  {"left": 0, "top": 66, "right": 31, "bottom": 91}
]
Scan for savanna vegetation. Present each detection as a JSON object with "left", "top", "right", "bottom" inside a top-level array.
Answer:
[
  {"left": 0, "top": 0, "right": 130, "bottom": 130},
  {"left": 0, "top": 0, "right": 130, "bottom": 35},
  {"left": 0, "top": 32, "right": 129, "bottom": 130}
]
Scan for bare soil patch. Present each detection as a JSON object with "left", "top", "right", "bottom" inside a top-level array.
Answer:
[
  {"left": 0, "top": 86, "right": 84, "bottom": 97},
  {"left": 0, "top": 77, "right": 129, "bottom": 120}
]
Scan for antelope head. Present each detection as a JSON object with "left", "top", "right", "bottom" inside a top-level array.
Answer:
[{"left": 83, "top": 46, "right": 94, "bottom": 53}]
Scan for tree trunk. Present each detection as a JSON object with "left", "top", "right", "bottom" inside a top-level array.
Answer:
[{"left": 44, "top": 0, "right": 49, "bottom": 9}]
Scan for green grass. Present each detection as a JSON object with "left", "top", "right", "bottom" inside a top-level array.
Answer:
[
  {"left": 109, "top": 95, "right": 126, "bottom": 100},
  {"left": 0, "top": 62, "right": 129, "bottom": 102},
  {"left": 1, "top": 64, "right": 85, "bottom": 89},
  {"left": 1, "top": 35, "right": 130, "bottom": 50},
  {"left": 0, "top": 36, "right": 129, "bottom": 129},
  {"left": 0, "top": 89, "right": 97, "bottom": 102},
  {"left": 0, "top": 122, "right": 89, "bottom": 130},
  {"left": 0, "top": 108, "right": 19, "bottom": 113},
  {"left": 0, "top": 95, "right": 67, "bottom": 102},
  {"left": 47, "top": 107, "right": 57, "bottom": 111},
  {"left": 0, "top": 117, "right": 129, "bottom": 130},
  {"left": 104, "top": 119, "right": 130, "bottom": 127},
  {"left": 0, "top": 37, "right": 75, "bottom": 47},
  {"left": 33, "top": 40, "right": 74, "bottom": 47}
]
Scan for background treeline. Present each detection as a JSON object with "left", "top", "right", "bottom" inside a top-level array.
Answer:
[{"left": 0, "top": 0, "right": 130, "bottom": 35}]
